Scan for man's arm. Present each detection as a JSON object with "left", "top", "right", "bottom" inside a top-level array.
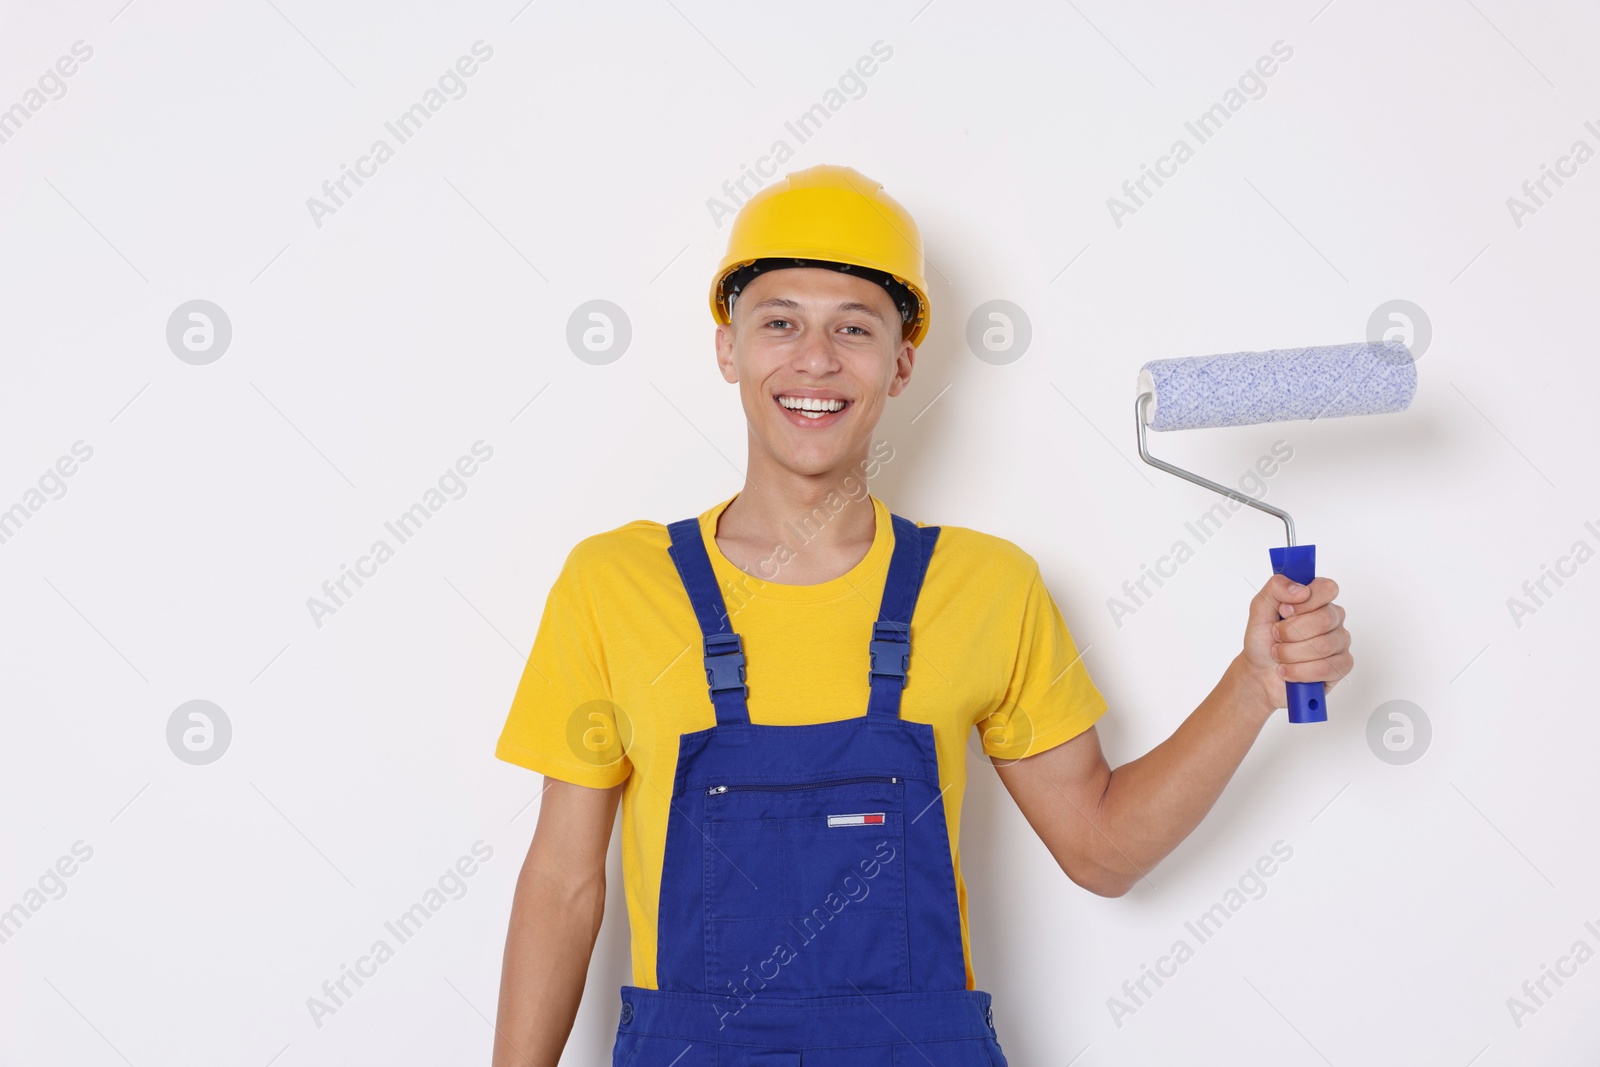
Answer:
[
  {"left": 993, "top": 574, "right": 1351, "bottom": 898},
  {"left": 492, "top": 777, "right": 622, "bottom": 1066}
]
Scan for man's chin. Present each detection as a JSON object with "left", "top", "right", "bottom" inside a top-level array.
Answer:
[{"left": 758, "top": 438, "right": 862, "bottom": 480}]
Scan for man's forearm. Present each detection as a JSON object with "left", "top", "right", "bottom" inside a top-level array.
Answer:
[
  {"left": 1093, "top": 654, "right": 1277, "bottom": 890},
  {"left": 491, "top": 862, "right": 607, "bottom": 1067}
]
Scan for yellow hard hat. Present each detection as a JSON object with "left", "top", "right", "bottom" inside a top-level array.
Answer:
[{"left": 710, "top": 164, "right": 931, "bottom": 347}]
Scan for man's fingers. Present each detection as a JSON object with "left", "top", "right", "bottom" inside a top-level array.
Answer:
[
  {"left": 1265, "top": 574, "right": 1338, "bottom": 617},
  {"left": 1301, "top": 576, "right": 1340, "bottom": 611},
  {"left": 1249, "top": 574, "right": 1353, "bottom": 688},
  {"left": 1275, "top": 603, "right": 1344, "bottom": 643},
  {"left": 1254, "top": 574, "right": 1307, "bottom": 623},
  {"left": 1279, "top": 650, "right": 1354, "bottom": 686},
  {"left": 1274, "top": 625, "right": 1351, "bottom": 664}
]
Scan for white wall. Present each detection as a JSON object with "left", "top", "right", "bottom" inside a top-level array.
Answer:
[{"left": 2, "top": 0, "right": 1596, "bottom": 1063}]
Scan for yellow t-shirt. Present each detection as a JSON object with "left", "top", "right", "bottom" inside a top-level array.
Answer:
[{"left": 494, "top": 491, "right": 1107, "bottom": 990}]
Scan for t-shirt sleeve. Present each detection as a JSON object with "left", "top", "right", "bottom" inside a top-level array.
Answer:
[
  {"left": 494, "top": 540, "right": 633, "bottom": 789},
  {"left": 977, "top": 560, "right": 1107, "bottom": 761}
]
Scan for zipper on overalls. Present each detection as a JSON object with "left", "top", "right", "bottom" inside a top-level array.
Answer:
[{"left": 706, "top": 775, "right": 898, "bottom": 796}]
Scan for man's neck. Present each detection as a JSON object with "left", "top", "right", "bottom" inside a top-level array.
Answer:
[{"left": 715, "top": 464, "right": 878, "bottom": 585}]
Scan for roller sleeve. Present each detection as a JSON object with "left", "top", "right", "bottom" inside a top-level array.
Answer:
[{"left": 1139, "top": 340, "right": 1416, "bottom": 431}]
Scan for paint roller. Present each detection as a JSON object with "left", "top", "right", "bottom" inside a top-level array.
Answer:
[{"left": 1134, "top": 340, "right": 1418, "bottom": 723}]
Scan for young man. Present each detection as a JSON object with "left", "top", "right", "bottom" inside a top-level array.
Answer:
[{"left": 491, "top": 165, "right": 1352, "bottom": 1065}]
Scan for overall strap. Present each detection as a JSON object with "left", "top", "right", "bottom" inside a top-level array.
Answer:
[
  {"left": 866, "top": 515, "right": 942, "bottom": 721},
  {"left": 665, "top": 517, "right": 750, "bottom": 727}
]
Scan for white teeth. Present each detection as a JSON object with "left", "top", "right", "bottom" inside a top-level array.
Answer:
[{"left": 777, "top": 395, "right": 846, "bottom": 415}]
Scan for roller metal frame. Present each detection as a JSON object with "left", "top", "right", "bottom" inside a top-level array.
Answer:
[{"left": 1134, "top": 391, "right": 1297, "bottom": 547}]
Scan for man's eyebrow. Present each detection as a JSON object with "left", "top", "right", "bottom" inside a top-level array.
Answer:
[
  {"left": 748, "top": 297, "right": 802, "bottom": 313},
  {"left": 747, "top": 297, "right": 886, "bottom": 323},
  {"left": 833, "top": 301, "right": 886, "bottom": 323}
]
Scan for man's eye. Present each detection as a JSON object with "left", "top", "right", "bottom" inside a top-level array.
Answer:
[
  {"left": 765, "top": 319, "right": 792, "bottom": 329},
  {"left": 841, "top": 325, "right": 868, "bottom": 336}
]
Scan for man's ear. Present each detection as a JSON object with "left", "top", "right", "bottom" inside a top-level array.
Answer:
[
  {"left": 886, "top": 340, "right": 916, "bottom": 398},
  {"left": 715, "top": 322, "right": 739, "bottom": 383}
]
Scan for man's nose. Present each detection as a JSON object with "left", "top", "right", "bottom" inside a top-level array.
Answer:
[{"left": 792, "top": 325, "right": 840, "bottom": 370}]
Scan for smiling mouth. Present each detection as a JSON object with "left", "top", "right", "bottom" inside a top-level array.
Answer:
[{"left": 775, "top": 395, "right": 850, "bottom": 420}]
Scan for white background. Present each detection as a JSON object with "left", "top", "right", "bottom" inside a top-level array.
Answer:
[{"left": 2, "top": 1, "right": 1596, "bottom": 1064}]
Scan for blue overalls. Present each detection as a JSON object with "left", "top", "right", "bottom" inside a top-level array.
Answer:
[{"left": 611, "top": 511, "right": 1011, "bottom": 1066}]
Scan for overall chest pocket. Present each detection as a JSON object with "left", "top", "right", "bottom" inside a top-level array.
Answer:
[{"left": 702, "top": 776, "right": 910, "bottom": 996}]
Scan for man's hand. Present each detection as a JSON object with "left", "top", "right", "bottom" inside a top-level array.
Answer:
[{"left": 1237, "top": 574, "right": 1353, "bottom": 714}]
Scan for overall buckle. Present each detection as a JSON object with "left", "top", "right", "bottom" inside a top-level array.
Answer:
[
  {"left": 868, "top": 620, "right": 911, "bottom": 689},
  {"left": 703, "top": 632, "right": 748, "bottom": 699}
]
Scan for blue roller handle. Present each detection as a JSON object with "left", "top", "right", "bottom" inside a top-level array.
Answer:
[{"left": 1268, "top": 544, "right": 1326, "bottom": 723}]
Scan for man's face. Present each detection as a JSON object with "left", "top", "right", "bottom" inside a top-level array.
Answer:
[{"left": 716, "top": 267, "right": 914, "bottom": 478}]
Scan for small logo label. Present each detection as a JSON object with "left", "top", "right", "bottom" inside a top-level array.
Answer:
[
  {"left": 166, "top": 300, "right": 233, "bottom": 365},
  {"left": 566, "top": 299, "right": 631, "bottom": 365},
  {"left": 827, "top": 812, "right": 885, "bottom": 827},
  {"left": 965, "top": 299, "right": 1032, "bottom": 365}
]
